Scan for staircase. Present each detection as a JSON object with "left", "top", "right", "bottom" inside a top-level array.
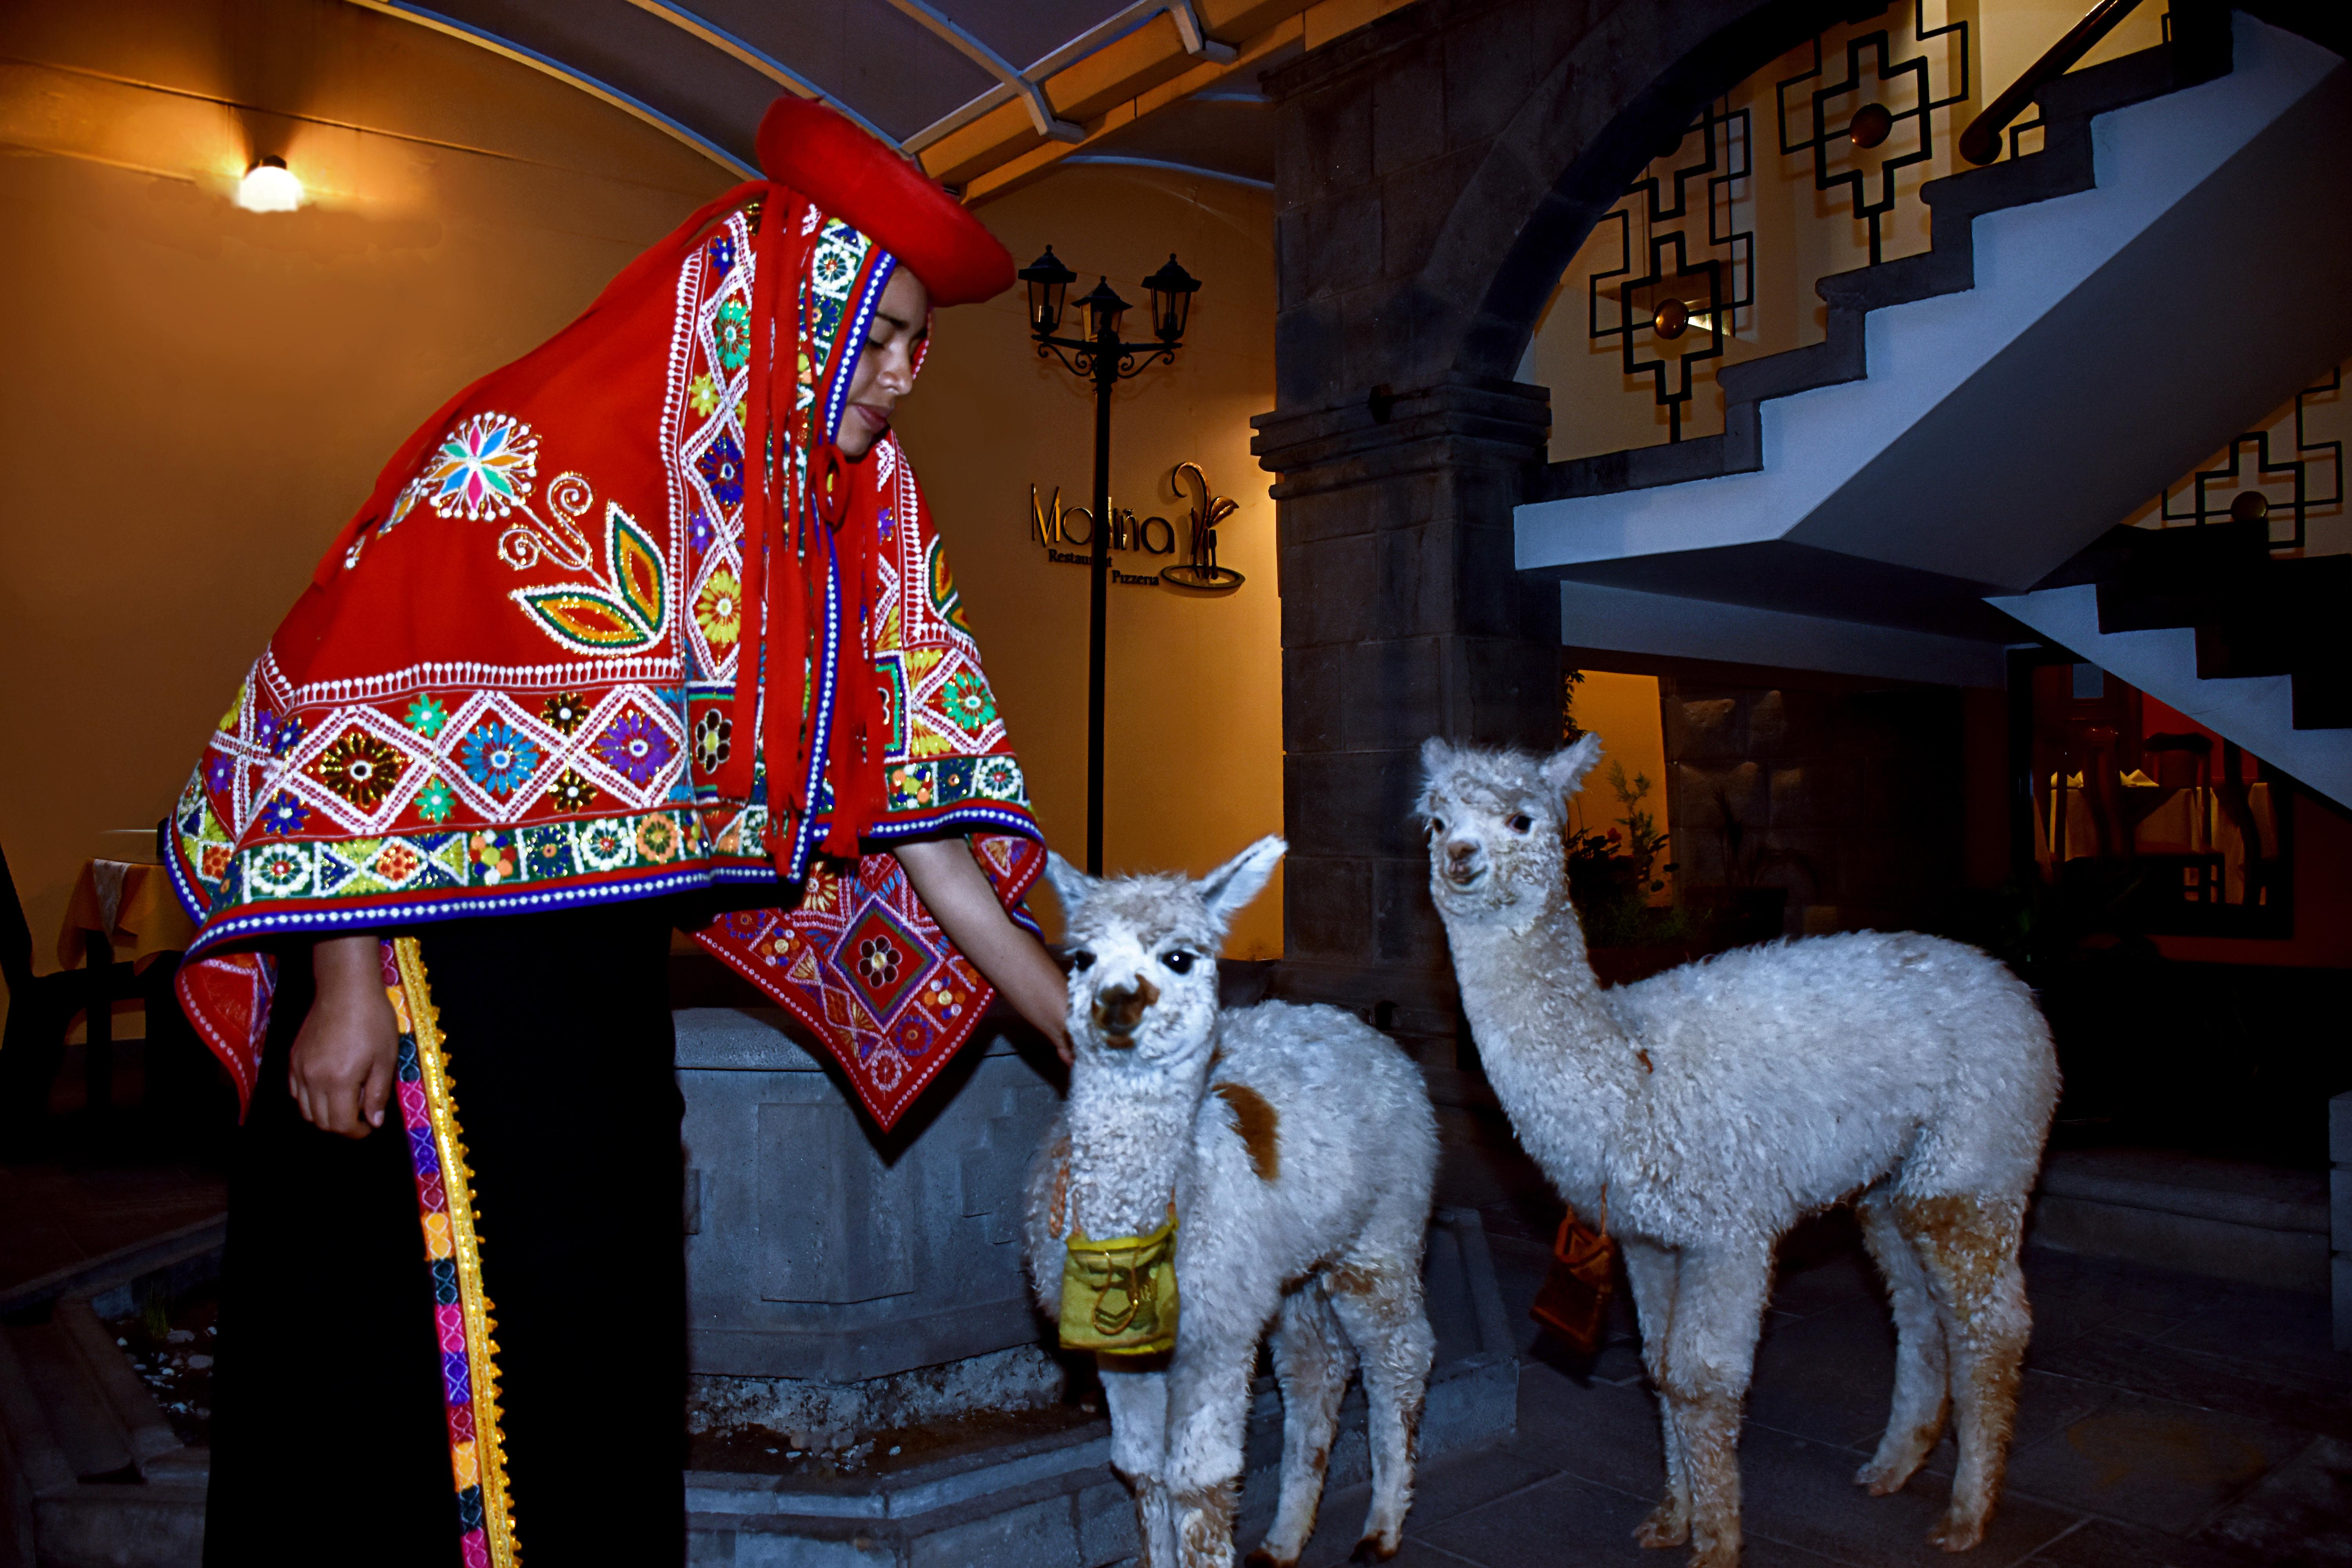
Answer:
[
  {"left": 1516, "top": 10, "right": 2352, "bottom": 802},
  {"left": 1991, "top": 520, "right": 2352, "bottom": 799}
]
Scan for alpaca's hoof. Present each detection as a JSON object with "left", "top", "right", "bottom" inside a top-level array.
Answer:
[
  {"left": 1853, "top": 1458, "right": 1912, "bottom": 1497},
  {"left": 1347, "top": 1535, "right": 1399, "bottom": 1563},
  {"left": 1634, "top": 1504, "right": 1690, "bottom": 1548},
  {"left": 1927, "top": 1512, "right": 1987, "bottom": 1553}
]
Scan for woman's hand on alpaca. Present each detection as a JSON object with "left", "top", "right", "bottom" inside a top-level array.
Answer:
[
  {"left": 290, "top": 934, "right": 397, "bottom": 1137},
  {"left": 893, "top": 836, "right": 1074, "bottom": 1064}
]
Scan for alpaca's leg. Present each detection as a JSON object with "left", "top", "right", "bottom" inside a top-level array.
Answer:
[
  {"left": 1655, "top": 1238, "right": 1773, "bottom": 1568},
  {"left": 1103, "top": 1363, "right": 1178, "bottom": 1568},
  {"left": 1895, "top": 1194, "right": 2031, "bottom": 1554},
  {"left": 1326, "top": 1261, "right": 1437, "bottom": 1562},
  {"left": 1619, "top": 1235, "right": 1690, "bottom": 1549},
  {"left": 1248, "top": 1282, "right": 1356, "bottom": 1568},
  {"left": 1854, "top": 1193, "right": 1951, "bottom": 1496},
  {"left": 1162, "top": 1343, "right": 1256, "bottom": 1568}
]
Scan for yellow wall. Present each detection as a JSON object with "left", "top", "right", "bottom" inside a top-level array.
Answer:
[
  {"left": 0, "top": 0, "right": 1283, "bottom": 964},
  {"left": 903, "top": 166, "right": 1283, "bottom": 957},
  {"left": 1563, "top": 670, "right": 1672, "bottom": 902}
]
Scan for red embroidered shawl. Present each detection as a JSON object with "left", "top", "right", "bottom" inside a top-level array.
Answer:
[{"left": 168, "top": 121, "right": 1040, "bottom": 1131}]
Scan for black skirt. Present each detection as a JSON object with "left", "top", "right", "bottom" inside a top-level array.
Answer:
[{"left": 203, "top": 902, "right": 685, "bottom": 1566}]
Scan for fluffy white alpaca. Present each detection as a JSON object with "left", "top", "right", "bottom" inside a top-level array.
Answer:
[
  {"left": 1023, "top": 837, "right": 1439, "bottom": 1568},
  {"left": 1420, "top": 737, "right": 2059, "bottom": 1568}
]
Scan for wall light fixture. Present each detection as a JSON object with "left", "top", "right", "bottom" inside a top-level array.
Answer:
[{"left": 236, "top": 155, "right": 302, "bottom": 213}]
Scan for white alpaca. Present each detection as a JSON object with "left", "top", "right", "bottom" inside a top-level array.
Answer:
[
  {"left": 1023, "top": 838, "right": 1439, "bottom": 1568},
  {"left": 1420, "top": 737, "right": 2058, "bottom": 1568}
]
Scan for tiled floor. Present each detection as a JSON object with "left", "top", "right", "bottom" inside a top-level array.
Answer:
[{"left": 1277, "top": 1108, "right": 2352, "bottom": 1568}]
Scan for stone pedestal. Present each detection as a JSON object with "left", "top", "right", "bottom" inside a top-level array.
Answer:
[{"left": 678, "top": 1007, "right": 1065, "bottom": 1386}]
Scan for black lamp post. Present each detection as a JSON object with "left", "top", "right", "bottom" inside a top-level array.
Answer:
[{"left": 1018, "top": 245, "right": 1201, "bottom": 873}]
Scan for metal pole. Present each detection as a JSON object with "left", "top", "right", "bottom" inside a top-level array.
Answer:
[{"left": 1086, "top": 326, "right": 1114, "bottom": 874}]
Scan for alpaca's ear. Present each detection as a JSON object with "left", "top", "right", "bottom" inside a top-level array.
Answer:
[
  {"left": 1043, "top": 851, "right": 1097, "bottom": 918},
  {"left": 1541, "top": 733, "right": 1605, "bottom": 798},
  {"left": 1197, "top": 836, "right": 1285, "bottom": 924},
  {"left": 1419, "top": 735, "right": 1455, "bottom": 782}
]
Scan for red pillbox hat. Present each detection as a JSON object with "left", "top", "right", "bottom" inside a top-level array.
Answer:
[{"left": 756, "top": 96, "right": 1016, "bottom": 307}]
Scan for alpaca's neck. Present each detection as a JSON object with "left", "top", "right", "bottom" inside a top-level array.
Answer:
[
  {"left": 1444, "top": 896, "right": 1644, "bottom": 1207},
  {"left": 1062, "top": 1062, "right": 1202, "bottom": 1241}
]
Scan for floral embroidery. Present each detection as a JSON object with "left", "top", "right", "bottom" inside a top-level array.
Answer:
[
  {"left": 693, "top": 709, "right": 732, "bottom": 770},
  {"left": 694, "top": 570, "right": 742, "bottom": 648},
  {"left": 697, "top": 432, "right": 745, "bottom": 509},
  {"left": 595, "top": 711, "right": 673, "bottom": 786},
  {"left": 271, "top": 717, "right": 306, "bottom": 758},
  {"left": 976, "top": 758, "right": 1019, "bottom": 798},
  {"left": 260, "top": 791, "right": 309, "bottom": 837},
  {"left": 546, "top": 769, "right": 597, "bottom": 813},
  {"left": 707, "top": 234, "right": 735, "bottom": 275},
  {"left": 689, "top": 507, "right": 714, "bottom": 554},
  {"left": 405, "top": 696, "right": 450, "bottom": 739},
  {"left": 578, "top": 818, "right": 632, "bottom": 871},
  {"left": 688, "top": 374, "right": 720, "bottom": 418},
  {"left": 459, "top": 721, "right": 541, "bottom": 797},
  {"left": 416, "top": 776, "right": 456, "bottom": 824},
  {"left": 858, "top": 935, "right": 901, "bottom": 987},
  {"left": 207, "top": 756, "right": 234, "bottom": 793},
  {"left": 308, "top": 728, "right": 407, "bottom": 811},
  {"left": 889, "top": 766, "right": 932, "bottom": 807},
  {"left": 374, "top": 842, "right": 421, "bottom": 883},
  {"left": 942, "top": 671, "right": 996, "bottom": 733},
  {"left": 540, "top": 691, "right": 590, "bottom": 735},
  {"left": 635, "top": 814, "right": 679, "bottom": 864},
  {"left": 714, "top": 300, "right": 753, "bottom": 372},
  {"left": 421, "top": 413, "right": 539, "bottom": 521},
  {"left": 469, "top": 831, "right": 514, "bottom": 886}
]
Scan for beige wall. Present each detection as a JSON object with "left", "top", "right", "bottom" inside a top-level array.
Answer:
[
  {"left": 903, "top": 165, "right": 1283, "bottom": 957},
  {"left": 0, "top": 0, "right": 1283, "bottom": 964}
]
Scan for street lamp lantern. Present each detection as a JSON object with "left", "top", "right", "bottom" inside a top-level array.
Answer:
[
  {"left": 1077, "top": 276, "right": 1129, "bottom": 343},
  {"left": 1018, "top": 245, "right": 1076, "bottom": 337},
  {"left": 1142, "top": 254, "right": 1201, "bottom": 343},
  {"left": 1021, "top": 245, "right": 1202, "bottom": 872}
]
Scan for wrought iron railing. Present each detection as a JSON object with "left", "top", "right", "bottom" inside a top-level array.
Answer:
[
  {"left": 1541, "top": 0, "right": 2170, "bottom": 457},
  {"left": 2145, "top": 370, "right": 2344, "bottom": 553}
]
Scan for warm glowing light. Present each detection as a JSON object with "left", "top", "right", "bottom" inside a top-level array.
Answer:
[{"left": 236, "top": 156, "right": 302, "bottom": 213}]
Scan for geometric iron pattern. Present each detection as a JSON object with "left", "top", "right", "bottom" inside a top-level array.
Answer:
[
  {"left": 1775, "top": 0, "right": 1970, "bottom": 267},
  {"left": 2157, "top": 368, "right": 2344, "bottom": 552},
  {"left": 1586, "top": 100, "right": 1755, "bottom": 444}
]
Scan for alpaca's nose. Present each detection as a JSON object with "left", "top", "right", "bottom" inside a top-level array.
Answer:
[
  {"left": 1092, "top": 977, "right": 1161, "bottom": 1044},
  {"left": 1444, "top": 840, "right": 1483, "bottom": 884}
]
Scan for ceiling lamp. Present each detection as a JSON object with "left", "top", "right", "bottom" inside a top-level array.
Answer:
[{"left": 236, "top": 155, "right": 302, "bottom": 213}]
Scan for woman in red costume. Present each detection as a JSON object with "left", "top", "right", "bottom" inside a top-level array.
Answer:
[{"left": 168, "top": 100, "right": 1069, "bottom": 1566}]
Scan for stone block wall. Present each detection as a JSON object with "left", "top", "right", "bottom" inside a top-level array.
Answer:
[
  {"left": 1255, "top": 0, "right": 1851, "bottom": 1028},
  {"left": 1660, "top": 678, "right": 1964, "bottom": 935}
]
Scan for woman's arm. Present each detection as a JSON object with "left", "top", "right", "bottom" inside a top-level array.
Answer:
[
  {"left": 893, "top": 837, "right": 1073, "bottom": 1064},
  {"left": 290, "top": 933, "right": 399, "bottom": 1136}
]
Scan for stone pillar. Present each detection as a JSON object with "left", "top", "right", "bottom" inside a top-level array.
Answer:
[
  {"left": 1251, "top": 379, "right": 1553, "bottom": 1034},
  {"left": 2334, "top": 1090, "right": 2352, "bottom": 1350}
]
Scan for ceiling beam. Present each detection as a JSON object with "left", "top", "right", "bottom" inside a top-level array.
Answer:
[
  {"left": 341, "top": 0, "right": 758, "bottom": 174},
  {"left": 883, "top": 0, "right": 1086, "bottom": 142}
]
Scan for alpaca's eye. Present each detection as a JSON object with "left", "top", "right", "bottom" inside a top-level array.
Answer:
[
  {"left": 1161, "top": 951, "right": 1197, "bottom": 975},
  {"left": 1428, "top": 816, "right": 1447, "bottom": 837},
  {"left": 1508, "top": 814, "right": 1534, "bottom": 834},
  {"left": 1069, "top": 950, "right": 1095, "bottom": 972}
]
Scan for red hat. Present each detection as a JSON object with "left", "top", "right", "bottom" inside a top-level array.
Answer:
[{"left": 756, "top": 96, "right": 1015, "bottom": 308}]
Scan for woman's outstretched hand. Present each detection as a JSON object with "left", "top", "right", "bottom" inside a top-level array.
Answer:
[
  {"left": 290, "top": 934, "right": 398, "bottom": 1137},
  {"left": 893, "top": 837, "right": 1075, "bottom": 1065}
]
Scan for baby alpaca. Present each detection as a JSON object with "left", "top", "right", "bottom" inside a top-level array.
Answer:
[
  {"left": 1421, "top": 737, "right": 2058, "bottom": 1568},
  {"left": 1024, "top": 837, "right": 1439, "bottom": 1568}
]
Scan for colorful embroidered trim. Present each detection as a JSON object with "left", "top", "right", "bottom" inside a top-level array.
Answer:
[{"left": 386, "top": 936, "right": 520, "bottom": 1568}]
